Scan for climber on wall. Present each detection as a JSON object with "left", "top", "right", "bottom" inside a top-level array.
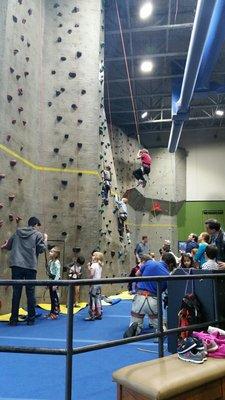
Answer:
[
  {"left": 113, "top": 196, "right": 128, "bottom": 241},
  {"left": 101, "top": 165, "right": 112, "bottom": 205},
  {"left": 133, "top": 148, "right": 152, "bottom": 188}
]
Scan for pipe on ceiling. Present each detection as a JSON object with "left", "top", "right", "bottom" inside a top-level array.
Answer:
[
  {"left": 168, "top": 0, "right": 215, "bottom": 153},
  {"left": 196, "top": 0, "right": 225, "bottom": 90}
]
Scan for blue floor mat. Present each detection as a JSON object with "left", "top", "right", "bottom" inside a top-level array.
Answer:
[{"left": 0, "top": 301, "right": 169, "bottom": 400}]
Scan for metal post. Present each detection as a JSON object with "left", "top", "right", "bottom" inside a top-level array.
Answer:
[
  {"left": 157, "top": 282, "right": 164, "bottom": 358},
  {"left": 65, "top": 284, "right": 74, "bottom": 400}
]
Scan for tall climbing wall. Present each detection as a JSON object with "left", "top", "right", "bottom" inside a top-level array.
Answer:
[{"left": 0, "top": 0, "right": 102, "bottom": 312}]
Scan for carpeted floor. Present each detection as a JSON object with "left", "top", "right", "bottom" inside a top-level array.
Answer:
[{"left": 0, "top": 300, "right": 169, "bottom": 400}]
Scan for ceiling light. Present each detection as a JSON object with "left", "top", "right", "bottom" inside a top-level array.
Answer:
[
  {"left": 141, "top": 111, "right": 148, "bottom": 119},
  {"left": 215, "top": 109, "right": 224, "bottom": 116},
  {"left": 140, "top": 60, "right": 153, "bottom": 73},
  {"left": 140, "top": 2, "right": 153, "bottom": 19}
]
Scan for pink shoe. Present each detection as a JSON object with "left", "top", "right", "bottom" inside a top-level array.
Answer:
[{"left": 204, "top": 339, "right": 218, "bottom": 353}]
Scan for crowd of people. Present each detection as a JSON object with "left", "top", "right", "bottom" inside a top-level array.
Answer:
[{"left": 1, "top": 214, "right": 225, "bottom": 331}]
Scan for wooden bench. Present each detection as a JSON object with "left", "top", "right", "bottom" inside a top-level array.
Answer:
[{"left": 113, "top": 354, "right": 225, "bottom": 400}]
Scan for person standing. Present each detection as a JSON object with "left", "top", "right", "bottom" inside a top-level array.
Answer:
[
  {"left": 1, "top": 216, "right": 48, "bottom": 325},
  {"left": 205, "top": 219, "right": 225, "bottom": 261},
  {"left": 46, "top": 247, "right": 61, "bottom": 319},
  {"left": 134, "top": 236, "right": 150, "bottom": 263},
  {"left": 185, "top": 233, "right": 199, "bottom": 253}
]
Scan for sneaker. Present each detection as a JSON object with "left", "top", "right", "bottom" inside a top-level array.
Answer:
[
  {"left": 204, "top": 338, "right": 218, "bottom": 352},
  {"left": 208, "top": 326, "right": 225, "bottom": 336},
  {"left": 84, "top": 316, "right": 95, "bottom": 321},
  {"left": 193, "top": 337, "right": 205, "bottom": 351},
  {"left": 177, "top": 337, "right": 197, "bottom": 354},
  {"left": 123, "top": 322, "right": 138, "bottom": 338},
  {"left": 178, "top": 349, "right": 205, "bottom": 364}
]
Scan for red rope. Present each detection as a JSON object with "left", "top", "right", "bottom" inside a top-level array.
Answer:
[{"left": 115, "top": 0, "right": 140, "bottom": 144}]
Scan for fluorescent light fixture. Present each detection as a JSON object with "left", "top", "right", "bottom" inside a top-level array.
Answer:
[
  {"left": 141, "top": 111, "right": 148, "bottom": 119},
  {"left": 140, "top": 2, "right": 153, "bottom": 19},
  {"left": 215, "top": 109, "right": 224, "bottom": 116},
  {"left": 140, "top": 60, "right": 153, "bottom": 73}
]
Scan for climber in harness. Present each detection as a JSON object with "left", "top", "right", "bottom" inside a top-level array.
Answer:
[
  {"left": 133, "top": 148, "right": 152, "bottom": 188},
  {"left": 123, "top": 253, "right": 172, "bottom": 338},
  {"left": 101, "top": 165, "right": 112, "bottom": 205},
  {"left": 113, "top": 196, "right": 128, "bottom": 241}
]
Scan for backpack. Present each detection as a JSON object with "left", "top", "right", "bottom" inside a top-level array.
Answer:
[{"left": 178, "top": 293, "right": 203, "bottom": 339}]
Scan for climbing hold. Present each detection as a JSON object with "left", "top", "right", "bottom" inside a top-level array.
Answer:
[
  {"left": 22, "top": 19, "right": 26, "bottom": 24},
  {"left": 81, "top": 89, "right": 86, "bottom": 95},
  {"left": 22, "top": 121, "right": 27, "bottom": 126},
  {"left": 72, "top": 7, "right": 79, "bottom": 13},
  {"left": 18, "top": 0, "right": 22, "bottom": 4},
  {"left": 73, "top": 247, "right": 80, "bottom": 253},
  {"left": 52, "top": 215, "right": 57, "bottom": 219},
  {"left": 27, "top": 42, "right": 30, "bottom": 47},
  {"left": 60, "top": 56, "right": 66, "bottom": 61},
  {"left": 6, "top": 135, "right": 11, "bottom": 142},
  {"left": 55, "top": 90, "right": 61, "bottom": 96},
  {"left": 9, "top": 214, "right": 14, "bottom": 221},
  {"left": 60, "top": 88, "right": 65, "bottom": 92},
  {"left": 64, "top": 134, "right": 69, "bottom": 139},
  {"left": 28, "top": 8, "right": 32, "bottom": 15},
  {"left": 48, "top": 102, "right": 52, "bottom": 107},
  {"left": 20, "top": 146, "right": 23, "bottom": 151},
  {"left": 67, "top": 29, "right": 72, "bottom": 34},
  {"left": 10, "top": 67, "right": 14, "bottom": 73},
  {"left": 77, "top": 142, "right": 82, "bottom": 148},
  {"left": 16, "top": 216, "right": 22, "bottom": 223},
  {"left": 13, "top": 49, "right": 19, "bottom": 55},
  {"left": 8, "top": 194, "right": 15, "bottom": 201},
  {"left": 77, "top": 119, "right": 83, "bottom": 124},
  {"left": 69, "top": 202, "right": 75, "bottom": 208},
  {"left": 51, "top": 70, "right": 56, "bottom": 75},
  {"left": 68, "top": 72, "right": 76, "bottom": 78},
  {"left": 18, "top": 177, "right": 23, "bottom": 183},
  {"left": 12, "top": 16, "right": 17, "bottom": 23},
  {"left": 12, "top": 120, "right": 16, "bottom": 124},
  {"left": 71, "top": 104, "right": 77, "bottom": 110},
  {"left": 74, "top": 24, "right": 79, "bottom": 28},
  {"left": 111, "top": 251, "right": 115, "bottom": 257},
  {"left": 56, "top": 115, "right": 63, "bottom": 122},
  {"left": 20, "top": 35, "right": 24, "bottom": 42},
  {"left": 25, "top": 57, "right": 29, "bottom": 62},
  {"left": 61, "top": 180, "right": 68, "bottom": 186},
  {"left": 57, "top": 37, "right": 62, "bottom": 43},
  {"left": 53, "top": 3, "right": 59, "bottom": 7},
  {"left": 77, "top": 225, "right": 82, "bottom": 230},
  {"left": 7, "top": 95, "right": 13, "bottom": 103},
  {"left": 10, "top": 160, "right": 17, "bottom": 167},
  {"left": 69, "top": 158, "right": 74, "bottom": 163},
  {"left": 18, "top": 88, "right": 23, "bottom": 96},
  {"left": 76, "top": 51, "right": 82, "bottom": 58},
  {"left": 16, "top": 75, "right": 21, "bottom": 81},
  {"left": 0, "top": 174, "right": 5, "bottom": 180},
  {"left": 62, "top": 163, "right": 67, "bottom": 168},
  {"left": 58, "top": 23, "right": 63, "bottom": 27},
  {"left": 24, "top": 71, "right": 29, "bottom": 77},
  {"left": 0, "top": 204, "right": 3, "bottom": 209},
  {"left": 18, "top": 107, "right": 23, "bottom": 113},
  {"left": 61, "top": 232, "right": 67, "bottom": 236},
  {"left": 57, "top": 12, "right": 62, "bottom": 17},
  {"left": 78, "top": 172, "right": 82, "bottom": 177},
  {"left": 53, "top": 195, "right": 58, "bottom": 200}
]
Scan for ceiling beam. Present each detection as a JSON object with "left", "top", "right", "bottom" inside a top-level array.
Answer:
[
  {"left": 109, "top": 103, "right": 225, "bottom": 114},
  {"left": 105, "top": 51, "right": 187, "bottom": 62},
  {"left": 108, "top": 74, "right": 184, "bottom": 83},
  {"left": 139, "top": 125, "right": 225, "bottom": 135},
  {"left": 104, "top": 93, "right": 171, "bottom": 100},
  {"left": 118, "top": 116, "right": 225, "bottom": 125},
  {"left": 106, "top": 23, "right": 193, "bottom": 35}
]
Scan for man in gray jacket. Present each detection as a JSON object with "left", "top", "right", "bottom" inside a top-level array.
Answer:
[{"left": 2, "top": 216, "right": 48, "bottom": 325}]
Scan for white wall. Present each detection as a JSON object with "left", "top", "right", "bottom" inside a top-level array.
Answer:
[{"left": 184, "top": 139, "right": 225, "bottom": 200}]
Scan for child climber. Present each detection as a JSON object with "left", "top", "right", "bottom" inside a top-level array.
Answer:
[
  {"left": 133, "top": 148, "right": 152, "bottom": 187},
  {"left": 85, "top": 251, "right": 104, "bottom": 321},
  {"left": 101, "top": 166, "right": 112, "bottom": 205},
  {"left": 46, "top": 246, "right": 61, "bottom": 319},
  {"left": 113, "top": 196, "right": 128, "bottom": 241}
]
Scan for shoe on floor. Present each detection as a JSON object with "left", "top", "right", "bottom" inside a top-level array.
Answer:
[
  {"left": 177, "top": 337, "right": 197, "bottom": 354},
  {"left": 84, "top": 316, "right": 95, "bottom": 321},
  {"left": 178, "top": 349, "right": 205, "bottom": 364}
]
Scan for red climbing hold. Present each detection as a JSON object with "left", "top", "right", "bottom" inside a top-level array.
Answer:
[{"left": 151, "top": 201, "right": 162, "bottom": 215}]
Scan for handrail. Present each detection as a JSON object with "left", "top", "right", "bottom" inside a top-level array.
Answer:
[{"left": 0, "top": 272, "right": 224, "bottom": 400}]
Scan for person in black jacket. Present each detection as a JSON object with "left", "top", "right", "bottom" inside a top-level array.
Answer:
[{"left": 205, "top": 219, "right": 225, "bottom": 261}]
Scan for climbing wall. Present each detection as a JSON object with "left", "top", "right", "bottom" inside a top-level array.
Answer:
[{"left": 0, "top": 0, "right": 102, "bottom": 312}]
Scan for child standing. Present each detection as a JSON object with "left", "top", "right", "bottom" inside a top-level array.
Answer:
[
  {"left": 133, "top": 148, "right": 152, "bottom": 188},
  {"left": 202, "top": 245, "right": 218, "bottom": 270},
  {"left": 179, "top": 253, "right": 194, "bottom": 269},
  {"left": 68, "top": 255, "right": 85, "bottom": 307},
  {"left": 85, "top": 252, "right": 103, "bottom": 321},
  {"left": 47, "top": 247, "right": 61, "bottom": 319}
]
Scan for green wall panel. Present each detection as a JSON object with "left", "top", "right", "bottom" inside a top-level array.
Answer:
[{"left": 177, "top": 201, "right": 225, "bottom": 241}]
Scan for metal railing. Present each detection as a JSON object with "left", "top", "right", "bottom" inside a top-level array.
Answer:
[{"left": 0, "top": 273, "right": 225, "bottom": 400}]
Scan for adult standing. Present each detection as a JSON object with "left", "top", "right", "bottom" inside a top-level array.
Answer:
[
  {"left": 193, "top": 232, "right": 210, "bottom": 268},
  {"left": 185, "top": 233, "right": 199, "bottom": 253},
  {"left": 2, "top": 216, "right": 48, "bottom": 325},
  {"left": 205, "top": 219, "right": 225, "bottom": 261},
  {"left": 134, "top": 236, "right": 150, "bottom": 263}
]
